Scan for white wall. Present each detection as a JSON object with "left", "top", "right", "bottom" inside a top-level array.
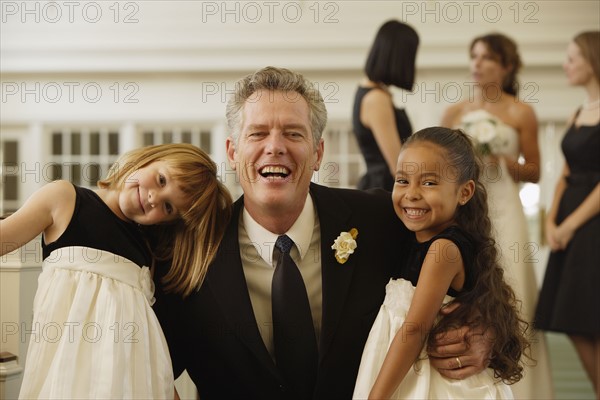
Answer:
[{"left": 2, "top": 1, "right": 599, "bottom": 124}]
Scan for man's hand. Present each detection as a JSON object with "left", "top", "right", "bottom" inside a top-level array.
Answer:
[{"left": 427, "top": 303, "right": 494, "bottom": 380}]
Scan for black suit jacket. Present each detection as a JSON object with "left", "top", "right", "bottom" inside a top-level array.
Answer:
[{"left": 154, "top": 183, "right": 409, "bottom": 399}]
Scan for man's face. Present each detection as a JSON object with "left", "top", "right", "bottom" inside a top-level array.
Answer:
[{"left": 226, "top": 89, "right": 324, "bottom": 223}]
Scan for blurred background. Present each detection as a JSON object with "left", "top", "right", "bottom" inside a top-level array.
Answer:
[{"left": 1, "top": 1, "right": 598, "bottom": 398}]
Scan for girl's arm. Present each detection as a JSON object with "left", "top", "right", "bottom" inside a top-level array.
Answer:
[
  {"left": 360, "top": 88, "right": 403, "bottom": 176},
  {"left": 503, "top": 103, "right": 540, "bottom": 183},
  {"left": 0, "top": 180, "right": 75, "bottom": 256},
  {"left": 369, "top": 239, "right": 464, "bottom": 399}
]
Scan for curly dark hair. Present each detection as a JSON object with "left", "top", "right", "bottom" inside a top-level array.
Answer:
[{"left": 405, "top": 127, "right": 530, "bottom": 384}]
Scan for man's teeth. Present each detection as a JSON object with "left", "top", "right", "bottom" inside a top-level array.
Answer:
[
  {"left": 260, "top": 166, "right": 290, "bottom": 176},
  {"left": 405, "top": 208, "right": 427, "bottom": 216}
]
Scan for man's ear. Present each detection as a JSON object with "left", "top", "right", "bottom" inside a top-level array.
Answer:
[
  {"left": 225, "top": 137, "right": 237, "bottom": 170},
  {"left": 313, "top": 138, "right": 324, "bottom": 171}
]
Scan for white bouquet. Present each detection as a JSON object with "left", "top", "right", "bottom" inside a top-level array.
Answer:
[{"left": 460, "top": 110, "right": 510, "bottom": 157}]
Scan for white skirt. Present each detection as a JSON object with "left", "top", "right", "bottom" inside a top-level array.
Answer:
[
  {"left": 19, "top": 246, "right": 174, "bottom": 399},
  {"left": 353, "top": 279, "right": 513, "bottom": 399}
]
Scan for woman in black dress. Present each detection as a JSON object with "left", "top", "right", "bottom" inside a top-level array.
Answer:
[
  {"left": 535, "top": 31, "right": 600, "bottom": 397},
  {"left": 352, "top": 20, "right": 418, "bottom": 191}
]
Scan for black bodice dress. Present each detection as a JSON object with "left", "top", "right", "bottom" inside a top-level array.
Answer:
[
  {"left": 534, "top": 116, "right": 600, "bottom": 335},
  {"left": 43, "top": 185, "right": 150, "bottom": 265},
  {"left": 352, "top": 86, "right": 412, "bottom": 191}
]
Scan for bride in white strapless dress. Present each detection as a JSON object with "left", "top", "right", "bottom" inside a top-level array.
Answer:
[
  {"left": 459, "top": 109, "right": 554, "bottom": 400},
  {"left": 460, "top": 109, "right": 537, "bottom": 308}
]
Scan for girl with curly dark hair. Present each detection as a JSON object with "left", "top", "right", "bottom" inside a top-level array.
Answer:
[{"left": 354, "top": 127, "right": 529, "bottom": 399}]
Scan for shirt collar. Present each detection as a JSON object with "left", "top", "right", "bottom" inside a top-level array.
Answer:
[{"left": 243, "top": 195, "right": 315, "bottom": 265}]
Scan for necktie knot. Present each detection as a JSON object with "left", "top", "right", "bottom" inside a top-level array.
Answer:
[{"left": 275, "top": 235, "right": 293, "bottom": 255}]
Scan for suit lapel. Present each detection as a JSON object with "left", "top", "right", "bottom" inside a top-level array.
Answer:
[
  {"left": 310, "top": 183, "right": 356, "bottom": 361},
  {"left": 206, "top": 187, "right": 359, "bottom": 374},
  {"left": 204, "top": 197, "right": 280, "bottom": 378}
]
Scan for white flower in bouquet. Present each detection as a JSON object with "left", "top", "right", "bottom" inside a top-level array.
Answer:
[{"left": 460, "top": 110, "right": 510, "bottom": 157}]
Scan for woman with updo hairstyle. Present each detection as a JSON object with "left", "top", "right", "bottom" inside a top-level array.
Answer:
[{"left": 441, "top": 32, "right": 552, "bottom": 400}]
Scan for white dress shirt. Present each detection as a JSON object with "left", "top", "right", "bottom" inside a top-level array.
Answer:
[{"left": 240, "top": 194, "right": 323, "bottom": 358}]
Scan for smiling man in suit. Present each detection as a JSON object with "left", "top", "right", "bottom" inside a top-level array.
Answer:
[{"left": 155, "top": 66, "right": 492, "bottom": 399}]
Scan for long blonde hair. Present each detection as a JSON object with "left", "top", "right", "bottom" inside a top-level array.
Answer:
[{"left": 99, "top": 144, "right": 232, "bottom": 296}]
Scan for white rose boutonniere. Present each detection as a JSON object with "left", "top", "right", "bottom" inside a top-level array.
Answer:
[
  {"left": 461, "top": 110, "right": 510, "bottom": 157},
  {"left": 331, "top": 228, "right": 358, "bottom": 264}
]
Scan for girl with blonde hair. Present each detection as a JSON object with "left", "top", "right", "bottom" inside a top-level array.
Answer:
[{"left": 1, "top": 143, "right": 232, "bottom": 399}]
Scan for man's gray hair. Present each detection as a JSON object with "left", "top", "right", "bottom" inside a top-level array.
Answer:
[{"left": 225, "top": 66, "right": 328, "bottom": 148}]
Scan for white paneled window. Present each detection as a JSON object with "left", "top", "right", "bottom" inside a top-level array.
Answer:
[
  {"left": 139, "top": 127, "right": 213, "bottom": 155},
  {"left": 1, "top": 125, "right": 31, "bottom": 214},
  {"left": 0, "top": 139, "right": 19, "bottom": 214},
  {"left": 46, "top": 127, "right": 121, "bottom": 189},
  {"left": 317, "top": 121, "right": 365, "bottom": 189}
]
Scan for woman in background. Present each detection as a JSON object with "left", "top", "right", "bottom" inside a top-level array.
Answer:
[
  {"left": 535, "top": 31, "right": 600, "bottom": 399},
  {"left": 352, "top": 19, "right": 418, "bottom": 191},
  {"left": 441, "top": 33, "right": 553, "bottom": 399}
]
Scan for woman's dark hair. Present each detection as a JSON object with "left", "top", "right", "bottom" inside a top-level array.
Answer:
[
  {"left": 365, "top": 20, "right": 419, "bottom": 90},
  {"left": 403, "top": 127, "right": 530, "bottom": 384},
  {"left": 470, "top": 33, "right": 522, "bottom": 96}
]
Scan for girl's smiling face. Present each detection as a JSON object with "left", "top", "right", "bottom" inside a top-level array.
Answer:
[
  {"left": 119, "top": 160, "right": 191, "bottom": 225},
  {"left": 392, "top": 142, "right": 474, "bottom": 242}
]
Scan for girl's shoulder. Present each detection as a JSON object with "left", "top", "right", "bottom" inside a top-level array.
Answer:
[
  {"left": 426, "top": 237, "right": 462, "bottom": 264},
  {"left": 427, "top": 226, "right": 474, "bottom": 259},
  {"left": 41, "top": 179, "right": 75, "bottom": 195},
  {"left": 32, "top": 180, "right": 77, "bottom": 213},
  {"left": 431, "top": 225, "right": 472, "bottom": 243},
  {"left": 42, "top": 181, "right": 78, "bottom": 243}
]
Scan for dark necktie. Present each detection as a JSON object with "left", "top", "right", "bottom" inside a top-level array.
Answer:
[{"left": 272, "top": 235, "right": 318, "bottom": 398}]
